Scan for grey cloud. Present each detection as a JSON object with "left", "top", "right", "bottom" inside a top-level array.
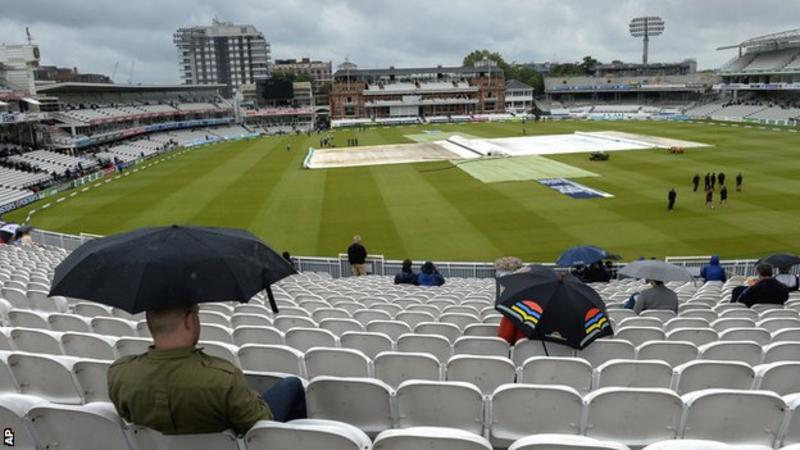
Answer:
[{"left": 2, "top": 0, "right": 797, "bottom": 83}]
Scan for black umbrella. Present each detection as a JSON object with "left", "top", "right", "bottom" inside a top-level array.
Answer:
[
  {"left": 50, "top": 225, "right": 296, "bottom": 314},
  {"left": 495, "top": 265, "right": 613, "bottom": 349},
  {"left": 757, "top": 253, "right": 800, "bottom": 270}
]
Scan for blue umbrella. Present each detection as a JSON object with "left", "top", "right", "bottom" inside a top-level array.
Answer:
[{"left": 556, "top": 246, "right": 618, "bottom": 268}]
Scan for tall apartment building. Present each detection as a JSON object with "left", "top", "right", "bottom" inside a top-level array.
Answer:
[{"left": 174, "top": 19, "right": 270, "bottom": 97}]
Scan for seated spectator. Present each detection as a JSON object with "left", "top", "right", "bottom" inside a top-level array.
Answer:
[
  {"left": 700, "top": 255, "right": 727, "bottom": 282},
  {"left": 775, "top": 267, "right": 799, "bottom": 291},
  {"left": 281, "top": 251, "right": 295, "bottom": 270},
  {"left": 394, "top": 259, "right": 418, "bottom": 285},
  {"left": 108, "top": 304, "right": 307, "bottom": 435},
  {"left": 417, "top": 261, "right": 445, "bottom": 287},
  {"left": 633, "top": 280, "right": 678, "bottom": 314},
  {"left": 582, "top": 261, "right": 612, "bottom": 283},
  {"left": 498, "top": 316, "right": 526, "bottom": 345},
  {"left": 734, "top": 264, "right": 790, "bottom": 307}
]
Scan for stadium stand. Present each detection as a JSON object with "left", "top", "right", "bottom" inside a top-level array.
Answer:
[{"left": 0, "top": 241, "right": 799, "bottom": 448}]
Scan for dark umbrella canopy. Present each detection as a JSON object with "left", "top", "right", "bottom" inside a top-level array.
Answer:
[
  {"left": 50, "top": 225, "right": 296, "bottom": 314},
  {"left": 495, "top": 266, "right": 613, "bottom": 349},
  {"left": 556, "top": 245, "right": 619, "bottom": 268},
  {"left": 757, "top": 253, "right": 800, "bottom": 270}
]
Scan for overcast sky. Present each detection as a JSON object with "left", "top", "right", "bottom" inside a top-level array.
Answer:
[{"left": 2, "top": 0, "right": 798, "bottom": 84}]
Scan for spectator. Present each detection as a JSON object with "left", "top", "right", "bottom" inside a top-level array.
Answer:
[
  {"left": 735, "top": 264, "right": 789, "bottom": 307},
  {"left": 582, "top": 261, "right": 611, "bottom": 283},
  {"left": 633, "top": 280, "right": 678, "bottom": 314},
  {"left": 700, "top": 255, "right": 727, "bottom": 282},
  {"left": 417, "top": 261, "right": 445, "bottom": 287},
  {"left": 347, "top": 235, "right": 368, "bottom": 276},
  {"left": 775, "top": 267, "right": 799, "bottom": 292},
  {"left": 498, "top": 315, "right": 527, "bottom": 345},
  {"left": 281, "top": 251, "right": 295, "bottom": 270},
  {"left": 108, "top": 304, "right": 307, "bottom": 435},
  {"left": 394, "top": 259, "right": 418, "bottom": 285}
]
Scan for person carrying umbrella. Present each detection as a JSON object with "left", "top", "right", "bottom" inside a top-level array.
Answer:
[
  {"left": 618, "top": 260, "right": 692, "bottom": 314},
  {"left": 50, "top": 225, "right": 306, "bottom": 435},
  {"left": 632, "top": 280, "right": 678, "bottom": 314}
]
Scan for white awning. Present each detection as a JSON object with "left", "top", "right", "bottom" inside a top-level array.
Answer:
[{"left": 21, "top": 97, "right": 41, "bottom": 105}]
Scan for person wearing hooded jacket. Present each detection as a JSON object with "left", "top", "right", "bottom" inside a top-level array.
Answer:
[
  {"left": 417, "top": 261, "right": 445, "bottom": 287},
  {"left": 700, "top": 255, "right": 726, "bottom": 282},
  {"left": 394, "top": 259, "right": 418, "bottom": 285}
]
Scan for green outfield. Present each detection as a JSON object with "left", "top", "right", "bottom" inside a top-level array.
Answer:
[{"left": 7, "top": 120, "right": 800, "bottom": 262}]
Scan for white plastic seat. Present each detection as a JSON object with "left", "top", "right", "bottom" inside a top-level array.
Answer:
[
  {"left": 374, "top": 426, "right": 492, "bottom": 450},
  {"left": 60, "top": 332, "right": 116, "bottom": 359},
  {"left": 230, "top": 313, "right": 272, "bottom": 328},
  {"left": 680, "top": 310, "right": 719, "bottom": 322},
  {"left": 48, "top": 313, "right": 92, "bottom": 333},
  {"left": 285, "top": 328, "right": 337, "bottom": 352},
  {"left": 681, "top": 389, "right": 787, "bottom": 446},
  {"left": 509, "top": 434, "right": 631, "bottom": 450},
  {"left": 445, "top": 355, "right": 516, "bottom": 395},
  {"left": 699, "top": 341, "right": 763, "bottom": 366},
  {"left": 584, "top": 387, "right": 684, "bottom": 447},
  {"left": 276, "top": 306, "right": 312, "bottom": 317},
  {"left": 594, "top": 359, "right": 673, "bottom": 389},
  {"left": 199, "top": 303, "right": 234, "bottom": 315},
  {"left": 274, "top": 315, "right": 318, "bottom": 332},
  {"left": 614, "top": 327, "right": 665, "bottom": 347},
  {"left": 234, "top": 304, "right": 273, "bottom": 316},
  {"left": 642, "top": 439, "right": 770, "bottom": 449},
  {"left": 640, "top": 310, "right": 677, "bottom": 322},
  {"left": 90, "top": 317, "right": 138, "bottom": 337},
  {"left": 10, "top": 328, "right": 63, "bottom": 354},
  {"left": 72, "top": 302, "right": 113, "bottom": 318},
  {"left": 719, "top": 308, "right": 760, "bottom": 320},
  {"left": 9, "top": 352, "right": 83, "bottom": 403},
  {"left": 772, "top": 328, "right": 800, "bottom": 342},
  {"left": 395, "top": 311, "right": 436, "bottom": 329},
  {"left": 575, "top": 339, "right": 634, "bottom": 367},
  {"left": 72, "top": 359, "right": 111, "bottom": 403},
  {"left": 114, "top": 337, "right": 152, "bottom": 357},
  {"left": 318, "top": 318, "right": 364, "bottom": 336},
  {"left": 762, "top": 341, "right": 800, "bottom": 363},
  {"left": 137, "top": 321, "right": 151, "bottom": 338},
  {"left": 782, "top": 393, "right": 800, "bottom": 447},
  {"left": 453, "top": 336, "right": 509, "bottom": 358},
  {"left": 26, "top": 402, "right": 130, "bottom": 449},
  {"left": 373, "top": 303, "right": 403, "bottom": 318},
  {"left": 636, "top": 341, "right": 699, "bottom": 367},
  {"left": 719, "top": 328, "right": 772, "bottom": 345},
  {"left": 619, "top": 317, "right": 663, "bottom": 329},
  {"left": 414, "top": 322, "right": 462, "bottom": 343},
  {"left": 753, "top": 362, "right": 800, "bottom": 395},
  {"left": 2, "top": 288, "right": 31, "bottom": 309},
  {"left": 760, "top": 309, "right": 799, "bottom": 320},
  {"left": 666, "top": 328, "right": 719, "bottom": 346},
  {"left": 464, "top": 323, "right": 499, "bottom": 337},
  {"left": 198, "top": 341, "right": 241, "bottom": 367},
  {"left": 490, "top": 384, "right": 584, "bottom": 447},
  {"left": 664, "top": 318, "right": 710, "bottom": 333},
  {"left": 198, "top": 323, "right": 233, "bottom": 344},
  {"left": 374, "top": 351, "right": 441, "bottom": 388},
  {"left": 407, "top": 304, "right": 442, "bottom": 318},
  {"left": 312, "top": 308, "right": 352, "bottom": 322},
  {"left": 246, "top": 419, "right": 371, "bottom": 450},
  {"left": 608, "top": 309, "right": 636, "bottom": 322},
  {"left": 306, "top": 376, "right": 393, "bottom": 437},
  {"left": 397, "top": 333, "right": 452, "bottom": 363},
  {"left": 238, "top": 344, "right": 305, "bottom": 376},
  {"left": 519, "top": 356, "right": 593, "bottom": 394},
  {"left": 0, "top": 393, "right": 47, "bottom": 449},
  {"left": 232, "top": 326, "right": 284, "bottom": 346},
  {"left": 440, "top": 313, "right": 481, "bottom": 330},
  {"left": 353, "top": 309, "right": 392, "bottom": 326},
  {"left": 299, "top": 300, "right": 330, "bottom": 313},
  {"left": 8, "top": 309, "right": 50, "bottom": 329},
  {"left": 340, "top": 331, "right": 393, "bottom": 359},
  {"left": 304, "top": 347, "right": 371, "bottom": 379},
  {"left": 759, "top": 318, "right": 800, "bottom": 334},
  {"left": 198, "top": 310, "right": 231, "bottom": 327},
  {"left": 395, "top": 380, "right": 484, "bottom": 435},
  {"left": 129, "top": 425, "right": 239, "bottom": 450},
  {"left": 673, "top": 360, "right": 755, "bottom": 395},
  {"left": 711, "top": 318, "right": 757, "bottom": 333},
  {"left": 366, "top": 320, "right": 412, "bottom": 341}
]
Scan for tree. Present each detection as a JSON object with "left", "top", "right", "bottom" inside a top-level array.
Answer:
[
  {"left": 579, "top": 56, "right": 600, "bottom": 75},
  {"left": 462, "top": 49, "right": 512, "bottom": 74}
]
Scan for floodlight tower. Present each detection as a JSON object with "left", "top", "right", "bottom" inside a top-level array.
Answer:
[{"left": 629, "top": 16, "right": 665, "bottom": 65}]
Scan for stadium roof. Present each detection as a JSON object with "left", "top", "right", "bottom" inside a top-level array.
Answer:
[
  {"left": 717, "top": 28, "right": 800, "bottom": 51},
  {"left": 36, "top": 82, "right": 226, "bottom": 94},
  {"left": 505, "top": 79, "right": 532, "bottom": 90}
]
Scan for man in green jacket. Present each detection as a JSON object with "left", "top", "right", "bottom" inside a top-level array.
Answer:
[{"left": 108, "top": 304, "right": 306, "bottom": 435}]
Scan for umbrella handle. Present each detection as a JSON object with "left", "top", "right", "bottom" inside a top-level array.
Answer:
[{"left": 266, "top": 285, "right": 279, "bottom": 314}]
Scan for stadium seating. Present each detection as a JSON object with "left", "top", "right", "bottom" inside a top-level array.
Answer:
[{"left": 2, "top": 242, "right": 800, "bottom": 448}]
